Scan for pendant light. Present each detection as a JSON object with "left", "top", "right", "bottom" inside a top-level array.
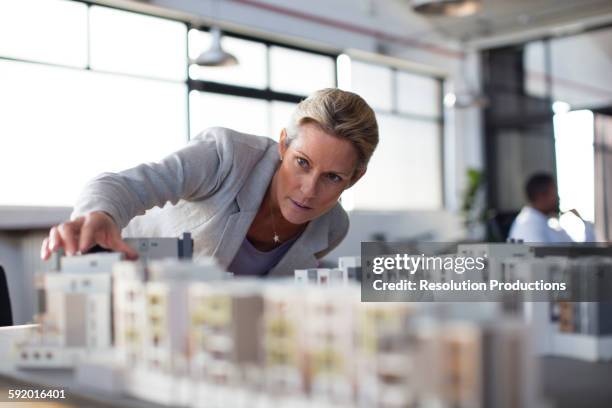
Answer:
[
  {"left": 195, "top": 26, "right": 238, "bottom": 67},
  {"left": 412, "top": 0, "right": 481, "bottom": 17}
]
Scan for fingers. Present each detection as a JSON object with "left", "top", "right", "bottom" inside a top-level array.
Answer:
[
  {"left": 78, "top": 223, "right": 95, "bottom": 254},
  {"left": 40, "top": 214, "right": 139, "bottom": 262},
  {"left": 49, "top": 226, "right": 64, "bottom": 253},
  {"left": 40, "top": 218, "right": 85, "bottom": 260},
  {"left": 57, "top": 223, "right": 80, "bottom": 256},
  {"left": 40, "top": 237, "right": 50, "bottom": 261},
  {"left": 110, "top": 234, "right": 139, "bottom": 260},
  {"left": 90, "top": 214, "right": 138, "bottom": 260}
]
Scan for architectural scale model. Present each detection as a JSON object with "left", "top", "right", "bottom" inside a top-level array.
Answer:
[
  {"left": 295, "top": 256, "right": 361, "bottom": 285},
  {"left": 9, "top": 243, "right": 577, "bottom": 407}
]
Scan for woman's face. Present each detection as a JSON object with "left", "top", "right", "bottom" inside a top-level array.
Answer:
[{"left": 274, "top": 122, "right": 364, "bottom": 225}]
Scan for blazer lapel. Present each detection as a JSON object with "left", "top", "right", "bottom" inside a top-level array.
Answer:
[{"left": 214, "top": 147, "right": 280, "bottom": 269}]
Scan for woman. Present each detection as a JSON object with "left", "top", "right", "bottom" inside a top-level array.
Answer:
[{"left": 40, "top": 88, "right": 379, "bottom": 276}]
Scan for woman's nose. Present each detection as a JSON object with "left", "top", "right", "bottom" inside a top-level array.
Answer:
[{"left": 300, "top": 174, "right": 317, "bottom": 198}]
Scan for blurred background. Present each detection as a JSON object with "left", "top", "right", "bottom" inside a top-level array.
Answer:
[{"left": 1, "top": 0, "right": 612, "bottom": 324}]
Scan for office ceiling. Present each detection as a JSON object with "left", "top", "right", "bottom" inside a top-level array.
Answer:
[{"left": 397, "top": 0, "right": 612, "bottom": 45}]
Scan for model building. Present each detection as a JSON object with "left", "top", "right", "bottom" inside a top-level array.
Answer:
[{"left": 15, "top": 252, "right": 121, "bottom": 369}]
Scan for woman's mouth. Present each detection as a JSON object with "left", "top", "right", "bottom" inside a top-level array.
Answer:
[{"left": 290, "top": 198, "right": 312, "bottom": 210}]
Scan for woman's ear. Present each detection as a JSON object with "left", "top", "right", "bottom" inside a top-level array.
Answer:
[{"left": 278, "top": 128, "right": 288, "bottom": 160}]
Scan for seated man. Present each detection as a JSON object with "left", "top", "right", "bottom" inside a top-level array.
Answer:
[{"left": 508, "top": 173, "right": 594, "bottom": 243}]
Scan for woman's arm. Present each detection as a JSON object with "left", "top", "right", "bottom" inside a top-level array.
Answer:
[
  {"left": 71, "top": 128, "right": 233, "bottom": 229},
  {"left": 41, "top": 128, "right": 234, "bottom": 259}
]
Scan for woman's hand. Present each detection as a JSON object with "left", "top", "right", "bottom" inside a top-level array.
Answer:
[{"left": 40, "top": 211, "right": 138, "bottom": 261}]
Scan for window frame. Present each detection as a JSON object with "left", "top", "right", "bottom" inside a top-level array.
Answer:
[{"left": 186, "top": 25, "right": 339, "bottom": 113}]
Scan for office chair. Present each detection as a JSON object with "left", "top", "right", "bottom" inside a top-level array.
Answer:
[{"left": 0, "top": 266, "right": 13, "bottom": 326}]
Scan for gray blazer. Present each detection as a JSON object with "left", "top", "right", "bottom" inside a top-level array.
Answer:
[{"left": 71, "top": 127, "right": 349, "bottom": 276}]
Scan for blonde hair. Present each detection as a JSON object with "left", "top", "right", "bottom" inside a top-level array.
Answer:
[{"left": 286, "top": 88, "right": 379, "bottom": 177}]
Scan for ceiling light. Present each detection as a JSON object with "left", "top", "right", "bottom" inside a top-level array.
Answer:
[
  {"left": 446, "top": 91, "right": 488, "bottom": 109},
  {"left": 552, "top": 101, "right": 571, "bottom": 114},
  {"left": 194, "top": 26, "right": 238, "bottom": 67},
  {"left": 411, "top": 0, "right": 481, "bottom": 17}
]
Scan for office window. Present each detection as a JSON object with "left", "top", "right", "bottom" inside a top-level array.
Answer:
[
  {"left": 397, "top": 71, "right": 440, "bottom": 118},
  {"left": 349, "top": 61, "right": 393, "bottom": 111},
  {"left": 189, "top": 91, "right": 269, "bottom": 137},
  {"left": 187, "top": 34, "right": 335, "bottom": 143},
  {"left": 189, "top": 98, "right": 298, "bottom": 142},
  {"left": 554, "top": 110, "right": 595, "bottom": 222},
  {"left": 269, "top": 46, "right": 336, "bottom": 95},
  {"left": 0, "top": 2, "right": 187, "bottom": 207},
  {"left": 188, "top": 30, "right": 267, "bottom": 89},
  {"left": 350, "top": 114, "right": 442, "bottom": 210},
  {"left": 89, "top": 6, "right": 187, "bottom": 81},
  {"left": 270, "top": 101, "right": 298, "bottom": 142},
  {"left": 0, "top": 59, "right": 187, "bottom": 206},
  {"left": 0, "top": 0, "right": 88, "bottom": 67},
  {"left": 523, "top": 41, "right": 547, "bottom": 99},
  {"left": 549, "top": 29, "right": 612, "bottom": 108},
  {"left": 339, "top": 56, "right": 443, "bottom": 210},
  {"left": 0, "top": 1, "right": 336, "bottom": 208}
]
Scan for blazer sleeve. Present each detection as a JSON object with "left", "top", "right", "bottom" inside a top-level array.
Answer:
[{"left": 71, "top": 127, "right": 234, "bottom": 229}]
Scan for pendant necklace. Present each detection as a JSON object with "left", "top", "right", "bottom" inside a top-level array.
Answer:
[{"left": 269, "top": 195, "right": 281, "bottom": 244}]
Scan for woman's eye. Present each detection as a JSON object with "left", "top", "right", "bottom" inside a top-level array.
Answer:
[
  {"left": 297, "top": 157, "right": 309, "bottom": 168},
  {"left": 327, "top": 173, "right": 342, "bottom": 183}
]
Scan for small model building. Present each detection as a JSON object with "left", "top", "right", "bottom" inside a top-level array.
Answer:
[
  {"left": 295, "top": 256, "right": 362, "bottom": 285},
  {"left": 262, "top": 285, "right": 305, "bottom": 396},
  {"left": 502, "top": 256, "right": 612, "bottom": 361},
  {"left": 294, "top": 268, "right": 347, "bottom": 285},
  {"left": 189, "top": 281, "right": 264, "bottom": 387},
  {"left": 457, "top": 242, "right": 532, "bottom": 282},
  {"left": 15, "top": 252, "right": 121, "bottom": 368},
  {"left": 116, "top": 258, "right": 231, "bottom": 406},
  {"left": 338, "top": 256, "right": 362, "bottom": 281},
  {"left": 125, "top": 232, "right": 194, "bottom": 261},
  {"left": 356, "top": 302, "right": 415, "bottom": 407},
  {"left": 302, "top": 286, "right": 358, "bottom": 405}
]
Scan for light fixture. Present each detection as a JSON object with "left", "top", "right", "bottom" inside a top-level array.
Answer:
[
  {"left": 445, "top": 50, "right": 488, "bottom": 109},
  {"left": 411, "top": 0, "right": 481, "bottom": 17},
  {"left": 552, "top": 101, "right": 571, "bottom": 114},
  {"left": 444, "top": 91, "right": 488, "bottom": 109},
  {"left": 194, "top": 26, "right": 238, "bottom": 67}
]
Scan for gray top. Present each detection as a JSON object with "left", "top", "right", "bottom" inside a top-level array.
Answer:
[
  {"left": 228, "top": 236, "right": 299, "bottom": 276},
  {"left": 71, "top": 127, "right": 349, "bottom": 276}
]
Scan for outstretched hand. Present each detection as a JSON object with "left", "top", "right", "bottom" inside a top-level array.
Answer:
[{"left": 40, "top": 211, "right": 138, "bottom": 261}]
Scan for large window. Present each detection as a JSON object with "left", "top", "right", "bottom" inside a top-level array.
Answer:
[
  {"left": 0, "top": 0, "right": 187, "bottom": 206},
  {"left": 522, "top": 27, "right": 612, "bottom": 229},
  {"left": 0, "top": 0, "right": 88, "bottom": 67},
  {"left": 338, "top": 58, "right": 443, "bottom": 210},
  {"left": 1, "top": 0, "right": 443, "bottom": 212},
  {"left": 187, "top": 29, "right": 335, "bottom": 142}
]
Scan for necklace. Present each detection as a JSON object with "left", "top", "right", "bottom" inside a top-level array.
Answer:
[{"left": 269, "top": 194, "right": 281, "bottom": 244}]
